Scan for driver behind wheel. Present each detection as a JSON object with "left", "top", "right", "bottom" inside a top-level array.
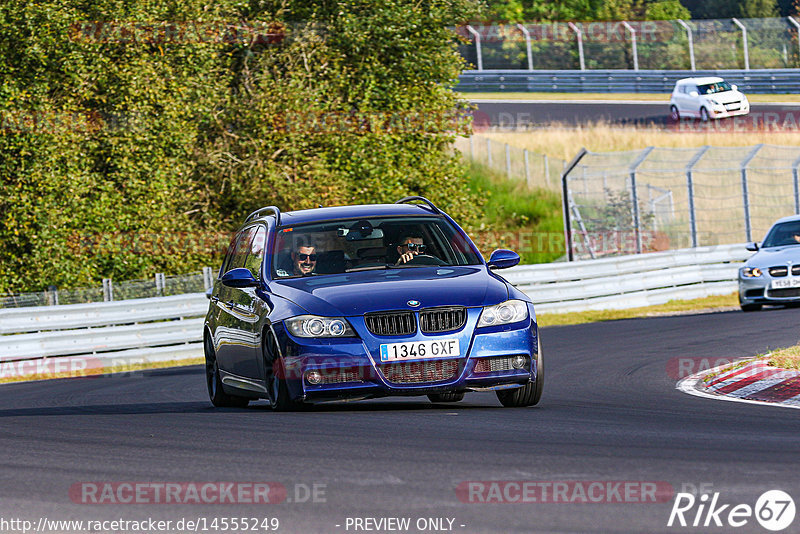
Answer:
[{"left": 396, "top": 234, "right": 431, "bottom": 265}]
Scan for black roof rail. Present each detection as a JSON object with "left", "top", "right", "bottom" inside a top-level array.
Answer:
[
  {"left": 395, "top": 196, "right": 441, "bottom": 214},
  {"left": 244, "top": 206, "right": 281, "bottom": 225}
]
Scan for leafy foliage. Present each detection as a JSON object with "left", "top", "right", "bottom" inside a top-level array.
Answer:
[{"left": 0, "top": 0, "right": 482, "bottom": 293}]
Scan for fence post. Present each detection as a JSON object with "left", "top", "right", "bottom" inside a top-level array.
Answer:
[
  {"left": 155, "top": 273, "right": 165, "bottom": 296},
  {"left": 685, "top": 145, "right": 710, "bottom": 248},
  {"left": 486, "top": 138, "right": 492, "bottom": 167},
  {"left": 517, "top": 24, "right": 533, "bottom": 70},
  {"left": 793, "top": 154, "right": 800, "bottom": 214},
  {"left": 629, "top": 147, "right": 655, "bottom": 254},
  {"left": 568, "top": 22, "right": 586, "bottom": 71},
  {"left": 505, "top": 143, "right": 511, "bottom": 178},
  {"left": 677, "top": 20, "right": 696, "bottom": 71},
  {"left": 523, "top": 149, "right": 531, "bottom": 187},
  {"left": 203, "top": 267, "right": 214, "bottom": 292},
  {"left": 740, "top": 144, "right": 763, "bottom": 242},
  {"left": 562, "top": 148, "right": 589, "bottom": 261},
  {"left": 469, "top": 136, "right": 474, "bottom": 159},
  {"left": 622, "top": 21, "right": 639, "bottom": 71},
  {"left": 46, "top": 285, "right": 59, "bottom": 306},
  {"left": 789, "top": 17, "right": 800, "bottom": 67},
  {"left": 466, "top": 25, "right": 483, "bottom": 71},
  {"left": 102, "top": 278, "right": 114, "bottom": 302},
  {"left": 544, "top": 154, "right": 549, "bottom": 185},
  {"left": 732, "top": 18, "right": 750, "bottom": 71}
]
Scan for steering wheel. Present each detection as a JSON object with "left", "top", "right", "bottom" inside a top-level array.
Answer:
[{"left": 404, "top": 254, "right": 447, "bottom": 266}]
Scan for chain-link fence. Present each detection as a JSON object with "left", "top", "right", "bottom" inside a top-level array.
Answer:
[
  {"left": 0, "top": 268, "right": 215, "bottom": 308},
  {"left": 456, "top": 17, "right": 800, "bottom": 71},
  {"left": 564, "top": 144, "right": 800, "bottom": 260},
  {"left": 454, "top": 135, "right": 566, "bottom": 191}
]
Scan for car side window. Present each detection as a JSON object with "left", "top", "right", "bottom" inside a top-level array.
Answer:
[
  {"left": 229, "top": 227, "right": 257, "bottom": 271},
  {"left": 244, "top": 226, "right": 267, "bottom": 280}
]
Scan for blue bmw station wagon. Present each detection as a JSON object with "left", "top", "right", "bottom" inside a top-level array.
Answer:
[{"left": 204, "top": 197, "right": 542, "bottom": 410}]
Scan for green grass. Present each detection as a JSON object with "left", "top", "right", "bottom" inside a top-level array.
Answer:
[
  {"left": 458, "top": 91, "right": 800, "bottom": 103},
  {"left": 537, "top": 292, "right": 739, "bottom": 327},
  {"left": 466, "top": 161, "right": 564, "bottom": 265}
]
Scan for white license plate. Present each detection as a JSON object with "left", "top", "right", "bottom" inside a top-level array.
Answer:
[
  {"left": 772, "top": 278, "right": 800, "bottom": 289},
  {"left": 380, "top": 339, "right": 460, "bottom": 362}
]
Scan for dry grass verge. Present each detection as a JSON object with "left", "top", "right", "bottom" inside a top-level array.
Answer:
[{"left": 482, "top": 123, "right": 800, "bottom": 162}]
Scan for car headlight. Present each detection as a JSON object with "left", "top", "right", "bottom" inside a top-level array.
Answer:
[
  {"left": 285, "top": 315, "right": 356, "bottom": 337},
  {"left": 741, "top": 267, "right": 762, "bottom": 278},
  {"left": 708, "top": 99, "right": 720, "bottom": 106},
  {"left": 477, "top": 299, "right": 529, "bottom": 328}
]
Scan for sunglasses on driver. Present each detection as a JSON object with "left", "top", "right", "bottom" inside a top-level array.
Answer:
[
  {"left": 296, "top": 253, "right": 317, "bottom": 261},
  {"left": 402, "top": 243, "right": 427, "bottom": 253}
]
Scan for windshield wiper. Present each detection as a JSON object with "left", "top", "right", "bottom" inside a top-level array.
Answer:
[{"left": 345, "top": 265, "right": 388, "bottom": 272}]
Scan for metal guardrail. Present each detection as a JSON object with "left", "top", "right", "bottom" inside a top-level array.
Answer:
[
  {"left": 0, "top": 293, "right": 207, "bottom": 380},
  {"left": 458, "top": 69, "right": 800, "bottom": 93},
  {"left": 0, "top": 245, "right": 752, "bottom": 379},
  {"left": 0, "top": 293, "right": 209, "bottom": 335},
  {"left": 504, "top": 244, "right": 750, "bottom": 313}
]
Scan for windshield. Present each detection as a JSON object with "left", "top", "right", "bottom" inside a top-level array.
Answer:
[
  {"left": 698, "top": 81, "right": 732, "bottom": 95},
  {"left": 762, "top": 221, "right": 800, "bottom": 248},
  {"left": 271, "top": 216, "right": 482, "bottom": 278}
]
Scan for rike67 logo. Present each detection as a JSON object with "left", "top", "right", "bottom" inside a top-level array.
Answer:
[{"left": 668, "top": 490, "right": 796, "bottom": 531}]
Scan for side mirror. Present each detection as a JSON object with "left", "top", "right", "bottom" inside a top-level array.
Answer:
[
  {"left": 745, "top": 242, "right": 759, "bottom": 252},
  {"left": 690, "top": 91, "right": 699, "bottom": 97},
  {"left": 487, "top": 249, "right": 520, "bottom": 270},
  {"left": 731, "top": 84, "right": 738, "bottom": 91},
  {"left": 220, "top": 268, "right": 258, "bottom": 288}
]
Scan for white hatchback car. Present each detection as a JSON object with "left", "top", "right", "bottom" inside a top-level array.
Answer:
[{"left": 669, "top": 77, "right": 750, "bottom": 122}]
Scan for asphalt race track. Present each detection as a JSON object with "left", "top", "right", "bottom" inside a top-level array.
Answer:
[
  {"left": 470, "top": 99, "right": 800, "bottom": 128},
  {"left": 2, "top": 307, "right": 800, "bottom": 533}
]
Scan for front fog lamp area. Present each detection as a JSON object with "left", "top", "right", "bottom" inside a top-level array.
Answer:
[
  {"left": 477, "top": 299, "right": 529, "bottom": 328},
  {"left": 285, "top": 315, "right": 355, "bottom": 338},
  {"left": 742, "top": 267, "right": 763, "bottom": 278}
]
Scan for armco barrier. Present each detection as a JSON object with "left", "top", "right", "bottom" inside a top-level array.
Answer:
[
  {"left": 458, "top": 69, "right": 800, "bottom": 94},
  {"left": 0, "top": 294, "right": 206, "bottom": 380},
  {"left": 0, "top": 244, "right": 752, "bottom": 380},
  {"left": 504, "top": 244, "right": 751, "bottom": 313}
]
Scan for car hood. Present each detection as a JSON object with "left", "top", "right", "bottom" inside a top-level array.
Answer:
[
  {"left": 268, "top": 266, "right": 510, "bottom": 316},
  {"left": 705, "top": 91, "right": 744, "bottom": 104},
  {"left": 747, "top": 246, "right": 800, "bottom": 268}
]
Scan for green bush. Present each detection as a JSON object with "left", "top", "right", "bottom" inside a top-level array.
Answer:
[{"left": 0, "top": 0, "right": 482, "bottom": 293}]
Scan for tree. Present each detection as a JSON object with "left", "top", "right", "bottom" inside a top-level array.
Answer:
[
  {"left": 739, "top": 0, "right": 780, "bottom": 17},
  {"left": 645, "top": 0, "right": 692, "bottom": 19}
]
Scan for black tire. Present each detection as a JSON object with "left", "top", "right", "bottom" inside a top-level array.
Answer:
[
  {"left": 204, "top": 334, "right": 249, "bottom": 408},
  {"left": 496, "top": 339, "right": 544, "bottom": 408},
  {"left": 670, "top": 105, "right": 679, "bottom": 122},
  {"left": 700, "top": 107, "right": 710, "bottom": 122},
  {"left": 428, "top": 392, "right": 465, "bottom": 403},
  {"left": 740, "top": 303, "right": 763, "bottom": 312},
  {"left": 263, "top": 329, "right": 305, "bottom": 412}
]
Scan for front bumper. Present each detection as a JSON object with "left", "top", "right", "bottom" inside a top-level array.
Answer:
[
  {"left": 739, "top": 273, "right": 800, "bottom": 305},
  {"left": 709, "top": 103, "right": 750, "bottom": 119},
  {"left": 276, "top": 315, "right": 538, "bottom": 403}
]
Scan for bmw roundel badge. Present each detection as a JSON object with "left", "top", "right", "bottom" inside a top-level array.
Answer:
[{"left": 407, "top": 300, "right": 420, "bottom": 307}]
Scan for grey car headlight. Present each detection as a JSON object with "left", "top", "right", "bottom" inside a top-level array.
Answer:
[
  {"left": 477, "top": 299, "right": 529, "bottom": 328},
  {"left": 741, "top": 267, "right": 763, "bottom": 278},
  {"left": 286, "top": 315, "right": 356, "bottom": 337}
]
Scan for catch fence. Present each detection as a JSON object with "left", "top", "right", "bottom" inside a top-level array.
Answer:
[
  {"left": 562, "top": 144, "right": 800, "bottom": 260},
  {"left": 456, "top": 17, "right": 800, "bottom": 72}
]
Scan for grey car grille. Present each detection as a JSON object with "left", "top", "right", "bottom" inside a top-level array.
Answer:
[
  {"left": 365, "top": 312, "right": 416, "bottom": 336},
  {"left": 379, "top": 359, "right": 459, "bottom": 384},
  {"left": 769, "top": 266, "right": 789, "bottom": 277},
  {"left": 419, "top": 307, "right": 467, "bottom": 333},
  {"left": 767, "top": 288, "right": 800, "bottom": 298}
]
